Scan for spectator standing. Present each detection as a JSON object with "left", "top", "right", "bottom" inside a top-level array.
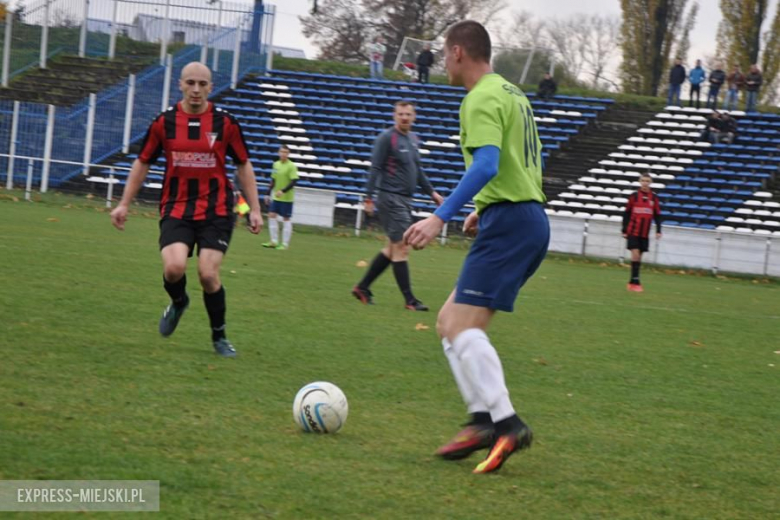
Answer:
[
  {"left": 416, "top": 44, "right": 434, "bottom": 84},
  {"left": 745, "top": 64, "right": 763, "bottom": 112},
  {"left": 706, "top": 63, "right": 726, "bottom": 109},
  {"left": 369, "top": 38, "right": 387, "bottom": 79},
  {"left": 688, "top": 59, "right": 705, "bottom": 109},
  {"left": 723, "top": 65, "right": 745, "bottom": 111},
  {"left": 537, "top": 73, "right": 557, "bottom": 101},
  {"left": 667, "top": 58, "right": 685, "bottom": 107}
]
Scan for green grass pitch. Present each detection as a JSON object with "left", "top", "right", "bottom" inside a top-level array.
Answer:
[{"left": 1, "top": 196, "right": 778, "bottom": 519}]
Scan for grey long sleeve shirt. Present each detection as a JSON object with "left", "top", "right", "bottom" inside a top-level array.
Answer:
[{"left": 365, "top": 127, "right": 434, "bottom": 199}]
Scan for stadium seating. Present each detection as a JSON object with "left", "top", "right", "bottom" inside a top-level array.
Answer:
[
  {"left": 95, "top": 70, "right": 610, "bottom": 220},
  {"left": 547, "top": 105, "right": 780, "bottom": 234}
]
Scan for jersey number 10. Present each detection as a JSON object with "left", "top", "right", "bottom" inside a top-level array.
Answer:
[{"left": 521, "top": 104, "right": 540, "bottom": 169}]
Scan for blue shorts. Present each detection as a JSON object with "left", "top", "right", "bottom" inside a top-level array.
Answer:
[
  {"left": 455, "top": 201, "right": 550, "bottom": 312},
  {"left": 269, "top": 200, "right": 293, "bottom": 218}
]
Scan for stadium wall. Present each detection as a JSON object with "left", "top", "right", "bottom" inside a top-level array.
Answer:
[{"left": 548, "top": 214, "right": 779, "bottom": 276}]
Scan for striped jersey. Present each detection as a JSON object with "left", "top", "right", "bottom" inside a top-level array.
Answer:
[
  {"left": 623, "top": 189, "right": 662, "bottom": 238},
  {"left": 138, "top": 102, "right": 249, "bottom": 220}
]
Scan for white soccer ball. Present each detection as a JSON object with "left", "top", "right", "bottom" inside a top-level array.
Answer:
[{"left": 292, "top": 381, "right": 349, "bottom": 434}]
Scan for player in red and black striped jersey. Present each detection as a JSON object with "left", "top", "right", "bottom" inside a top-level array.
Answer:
[
  {"left": 622, "top": 173, "right": 662, "bottom": 292},
  {"left": 110, "top": 62, "right": 262, "bottom": 357}
]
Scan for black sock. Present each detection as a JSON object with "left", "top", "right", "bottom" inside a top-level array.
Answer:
[
  {"left": 494, "top": 414, "right": 526, "bottom": 436},
  {"left": 471, "top": 412, "right": 492, "bottom": 426},
  {"left": 392, "top": 261, "right": 415, "bottom": 303},
  {"left": 358, "top": 252, "right": 391, "bottom": 289},
  {"left": 630, "top": 261, "right": 641, "bottom": 284},
  {"left": 164, "top": 274, "right": 188, "bottom": 307},
  {"left": 203, "top": 286, "right": 226, "bottom": 342}
]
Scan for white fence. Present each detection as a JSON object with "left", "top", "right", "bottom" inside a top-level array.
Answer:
[
  {"left": 548, "top": 214, "right": 780, "bottom": 276},
  {"left": 4, "top": 152, "right": 778, "bottom": 278}
]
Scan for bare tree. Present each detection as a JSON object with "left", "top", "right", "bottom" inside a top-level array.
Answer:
[
  {"left": 500, "top": 12, "right": 620, "bottom": 90},
  {"left": 52, "top": 8, "right": 78, "bottom": 29},
  {"left": 673, "top": 2, "right": 699, "bottom": 65},
  {"left": 546, "top": 17, "right": 589, "bottom": 81},
  {"left": 364, "top": 0, "right": 507, "bottom": 66},
  {"left": 582, "top": 15, "right": 621, "bottom": 89},
  {"left": 301, "top": 0, "right": 507, "bottom": 66},
  {"left": 300, "top": 0, "right": 371, "bottom": 63},
  {"left": 495, "top": 10, "right": 546, "bottom": 49}
]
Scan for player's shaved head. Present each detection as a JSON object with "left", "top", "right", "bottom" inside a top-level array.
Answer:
[
  {"left": 181, "top": 61, "right": 212, "bottom": 81},
  {"left": 445, "top": 21, "right": 491, "bottom": 63}
]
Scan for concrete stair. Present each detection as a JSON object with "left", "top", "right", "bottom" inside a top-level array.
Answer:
[
  {"left": 543, "top": 106, "right": 657, "bottom": 200},
  {"left": 0, "top": 55, "right": 156, "bottom": 106}
]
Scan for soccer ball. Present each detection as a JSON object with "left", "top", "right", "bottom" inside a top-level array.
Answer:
[{"left": 292, "top": 381, "right": 349, "bottom": 434}]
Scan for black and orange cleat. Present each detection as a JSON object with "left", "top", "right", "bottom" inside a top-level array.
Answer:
[
  {"left": 435, "top": 424, "right": 495, "bottom": 460},
  {"left": 405, "top": 299, "right": 429, "bottom": 311},
  {"left": 351, "top": 285, "right": 374, "bottom": 305},
  {"left": 472, "top": 424, "right": 533, "bottom": 474}
]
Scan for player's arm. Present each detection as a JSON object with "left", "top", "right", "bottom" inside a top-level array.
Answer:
[
  {"left": 226, "top": 116, "right": 262, "bottom": 233},
  {"left": 276, "top": 163, "right": 299, "bottom": 197},
  {"left": 433, "top": 146, "right": 499, "bottom": 222},
  {"left": 621, "top": 195, "right": 635, "bottom": 237},
  {"left": 404, "top": 146, "right": 499, "bottom": 249},
  {"left": 365, "top": 134, "right": 389, "bottom": 212},
  {"left": 235, "top": 161, "right": 260, "bottom": 213},
  {"left": 111, "top": 117, "right": 162, "bottom": 231},
  {"left": 235, "top": 161, "right": 263, "bottom": 234},
  {"left": 110, "top": 159, "right": 151, "bottom": 231},
  {"left": 415, "top": 156, "right": 443, "bottom": 206},
  {"left": 278, "top": 179, "right": 297, "bottom": 193},
  {"left": 405, "top": 94, "right": 504, "bottom": 249}
]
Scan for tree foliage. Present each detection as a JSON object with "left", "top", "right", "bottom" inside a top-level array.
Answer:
[
  {"left": 716, "top": 0, "right": 780, "bottom": 103},
  {"left": 619, "top": 0, "right": 699, "bottom": 96}
]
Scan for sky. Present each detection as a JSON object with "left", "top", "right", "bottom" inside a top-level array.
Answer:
[{"left": 271, "top": 0, "right": 780, "bottom": 70}]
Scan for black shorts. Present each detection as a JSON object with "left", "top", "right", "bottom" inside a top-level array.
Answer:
[
  {"left": 376, "top": 191, "right": 413, "bottom": 243},
  {"left": 159, "top": 216, "right": 236, "bottom": 257},
  {"left": 626, "top": 236, "right": 649, "bottom": 253}
]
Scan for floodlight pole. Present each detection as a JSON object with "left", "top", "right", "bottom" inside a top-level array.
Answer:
[
  {"left": 264, "top": 4, "right": 275, "bottom": 73},
  {"left": 212, "top": 1, "right": 223, "bottom": 72},
  {"left": 109, "top": 0, "right": 118, "bottom": 59},
  {"left": 41, "top": 104, "right": 55, "bottom": 193},
  {"left": 230, "top": 21, "right": 242, "bottom": 89},
  {"left": 200, "top": 35, "right": 208, "bottom": 64},
  {"left": 122, "top": 74, "right": 136, "bottom": 154},
  {"left": 83, "top": 93, "right": 96, "bottom": 176},
  {"left": 6, "top": 100, "right": 19, "bottom": 188},
  {"left": 79, "top": 0, "right": 89, "bottom": 57},
  {"left": 355, "top": 195, "right": 364, "bottom": 236},
  {"left": 2, "top": 11, "right": 12, "bottom": 87},
  {"left": 161, "top": 54, "right": 172, "bottom": 111},
  {"left": 160, "top": 0, "right": 171, "bottom": 65},
  {"left": 40, "top": 0, "right": 51, "bottom": 69}
]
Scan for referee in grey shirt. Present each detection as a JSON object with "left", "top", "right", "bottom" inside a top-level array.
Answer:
[{"left": 352, "top": 100, "right": 444, "bottom": 311}]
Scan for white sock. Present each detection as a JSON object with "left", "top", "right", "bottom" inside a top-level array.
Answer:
[
  {"left": 451, "top": 328, "right": 515, "bottom": 423},
  {"left": 282, "top": 220, "right": 292, "bottom": 246},
  {"left": 269, "top": 218, "right": 279, "bottom": 244},
  {"left": 443, "top": 338, "right": 487, "bottom": 414}
]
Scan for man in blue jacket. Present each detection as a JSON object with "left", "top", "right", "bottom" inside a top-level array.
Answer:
[{"left": 688, "top": 59, "right": 705, "bottom": 109}]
